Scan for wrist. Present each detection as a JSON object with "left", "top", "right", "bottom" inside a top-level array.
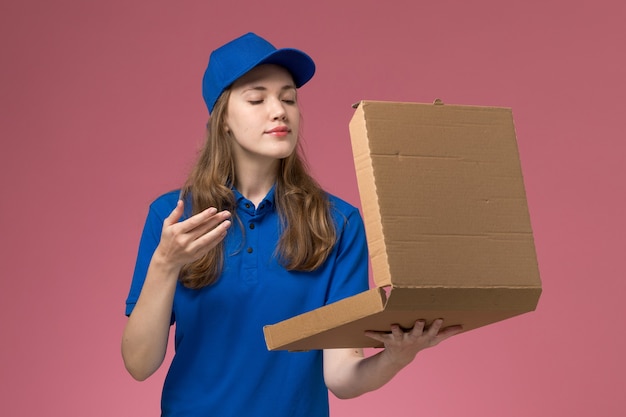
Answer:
[
  {"left": 380, "top": 348, "right": 414, "bottom": 371},
  {"left": 149, "top": 250, "right": 184, "bottom": 277}
]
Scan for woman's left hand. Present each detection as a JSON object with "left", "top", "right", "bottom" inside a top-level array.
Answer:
[{"left": 364, "top": 319, "right": 463, "bottom": 368}]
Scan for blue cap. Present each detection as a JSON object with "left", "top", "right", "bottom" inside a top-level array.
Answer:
[{"left": 202, "top": 32, "right": 316, "bottom": 113}]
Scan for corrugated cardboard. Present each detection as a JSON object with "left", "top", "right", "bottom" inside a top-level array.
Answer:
[{"left": 263, "top": 100, "right": 542, "bottom": 351}]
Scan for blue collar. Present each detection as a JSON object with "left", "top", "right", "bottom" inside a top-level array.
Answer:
[{"left": 232, "top": 185, "right": 275, "bottom": 215}]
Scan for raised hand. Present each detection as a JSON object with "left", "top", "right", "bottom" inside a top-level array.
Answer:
[{"left": 154, "top": 200, "right": 232, "bottom": 270}]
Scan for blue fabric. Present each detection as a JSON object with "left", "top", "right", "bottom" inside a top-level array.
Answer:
[{"left": 126, "top": 188, "right": 369, "bottom": 417}]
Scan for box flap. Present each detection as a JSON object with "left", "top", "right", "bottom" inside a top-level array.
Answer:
[
  {"left": 349, "top": 100, "right": 540, "bottom": 289},
  {"left": 264, "top": 285, "right": 542, "bottom": 351},
  {"left": 263, "top": 287, "right": 388, "bottom": 351}
]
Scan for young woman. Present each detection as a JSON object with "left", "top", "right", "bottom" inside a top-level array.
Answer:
[{"left": 122, "top": 32, "right": 460, "bottom": 417}]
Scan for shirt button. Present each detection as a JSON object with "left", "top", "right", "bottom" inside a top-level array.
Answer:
[
  {"left": 245, "top": 203, "right": 251, "bottom": 209},
  {"left": 249, "top": 223, "right": 255, "bottom": 230},
  {"left": 247, "top": 247, "right": 253, "bottom": 254}
]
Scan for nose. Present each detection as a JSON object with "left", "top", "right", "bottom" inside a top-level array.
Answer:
[{"left": 269, "top": 97, "right": 287, "bottom": 120}]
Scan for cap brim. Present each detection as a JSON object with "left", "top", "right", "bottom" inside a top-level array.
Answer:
[{"left": 256, "top": 48, "right": 316, "bottom": 88}]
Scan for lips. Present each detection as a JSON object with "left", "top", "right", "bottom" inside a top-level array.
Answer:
[{"left": 265, "top": 126, "right": 290, "bottom": 134}]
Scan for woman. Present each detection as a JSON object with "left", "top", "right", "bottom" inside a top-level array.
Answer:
[{"left": 122, "top": 32, "right": 460, "bottom": 417}]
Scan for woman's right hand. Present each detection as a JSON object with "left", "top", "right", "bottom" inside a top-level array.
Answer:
[
  {"left": 153, "top": 199, "right": 232, "bottom": 269},
  {"left": 123, "top": 199, "right": 231, "bottom": 381}
]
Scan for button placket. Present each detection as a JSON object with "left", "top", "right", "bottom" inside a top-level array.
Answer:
[
  {"left": 246, "top": 219, "right": 256, "bottom": 254},
  {"left": 241, "top": 209, "right": 258, "bottom": 284}
]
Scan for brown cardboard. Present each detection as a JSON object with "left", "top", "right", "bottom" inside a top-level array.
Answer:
[{"left": 263, "top": 100, "right": 542, "bottom": 351}]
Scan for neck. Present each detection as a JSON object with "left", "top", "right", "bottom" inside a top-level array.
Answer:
[{"left": 235, "top": 161, "right": 279, "bottom": 207}]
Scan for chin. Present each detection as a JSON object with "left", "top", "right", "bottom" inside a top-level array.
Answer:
[{"left": 269, "top": 145, "right": 298, "bottom": 160}]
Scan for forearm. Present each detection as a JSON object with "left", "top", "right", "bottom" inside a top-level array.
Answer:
[
  {"left": 122, "top": 255, "right": 179, "bottom": 381},
  {"left": 324, "top": 348, "right": 407, "bottom": 399},
  {"left": 324, "top": 320, "right": 461, "bottom": 398}
]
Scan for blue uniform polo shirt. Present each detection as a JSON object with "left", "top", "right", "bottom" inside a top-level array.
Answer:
[{"left": 126, "top": 188, "right": 369, "bottom": 417}]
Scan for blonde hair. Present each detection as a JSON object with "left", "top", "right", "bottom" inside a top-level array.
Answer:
[{"left": 179, "top": 89, "right": 336, "bottom": 289}]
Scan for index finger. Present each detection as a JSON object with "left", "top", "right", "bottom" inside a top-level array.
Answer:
[{"left": 179, "top": 206, "right": 225, "bottom": 233}]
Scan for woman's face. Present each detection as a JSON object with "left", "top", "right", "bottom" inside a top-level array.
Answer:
[{"left": 224, "top": 64, "right": 300, "bottom": 168}]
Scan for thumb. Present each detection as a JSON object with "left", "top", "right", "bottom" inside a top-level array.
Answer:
[{"left": 163, "top": 200, "right": 184, "bottom": 227}]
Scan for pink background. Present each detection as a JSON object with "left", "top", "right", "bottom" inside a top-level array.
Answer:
[{"left": 1, "top": 0, "right": 624, "bottom": 415}]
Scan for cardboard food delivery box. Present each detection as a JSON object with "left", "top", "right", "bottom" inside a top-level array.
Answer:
[{"left": 263, "top": 99, "right": 542, "bottom": 351}]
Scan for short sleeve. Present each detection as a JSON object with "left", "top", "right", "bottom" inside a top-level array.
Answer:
[
  {"left": 325, "top": 198, "right": 370, "bottom": 305},
  {"left": 125, "top": 191, "right": 180, "bottom": 317}
]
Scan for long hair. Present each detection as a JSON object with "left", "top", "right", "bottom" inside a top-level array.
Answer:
[{"left": 179, "top": 89, "right": 336, "bottom": 289}]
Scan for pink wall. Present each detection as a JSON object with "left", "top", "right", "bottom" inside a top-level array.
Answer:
[{"left": 1, "top": 0, "right": 624, "bottom": 415}]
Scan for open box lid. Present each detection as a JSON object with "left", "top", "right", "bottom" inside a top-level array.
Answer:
[
  {"left": 353, "top": 100, "right": 540, "bottom": 290},
  {"left": 263, "top": 100, "right": 542, "bottom": 351}
]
